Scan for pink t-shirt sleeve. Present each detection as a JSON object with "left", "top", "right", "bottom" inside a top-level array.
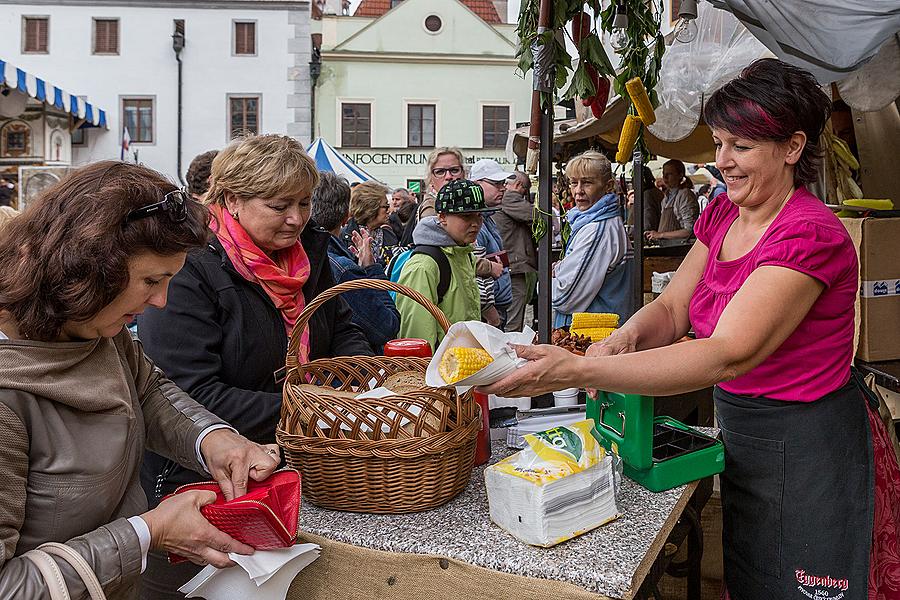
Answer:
[
  {"left": 755, "top": 221, "right": 852, "bottom": 288},
  {"left": 693, "top": 194, "right": 734, "bottom": 247}
]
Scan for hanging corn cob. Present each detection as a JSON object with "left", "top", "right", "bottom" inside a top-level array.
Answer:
[
  {"left": 571, "top": 312, "right": 619, "bottom": 330},
  {"left": 616, "top": 115, "right": 642, "bottom": 164},
  {"left": 439, "top": 347, "right": 494, "bottom": 384},
  {"left": 570, "top": 327, "right": 618, "bottom": 342},
  {"left": 625, "top": 77, "right": 657, "bottom": 126}
]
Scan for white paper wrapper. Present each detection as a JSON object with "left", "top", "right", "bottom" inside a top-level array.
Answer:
[{"left": 425, "top": 321, "right": 535, "bottom": 391}]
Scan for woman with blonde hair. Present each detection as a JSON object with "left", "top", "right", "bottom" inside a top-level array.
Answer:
[
  {"left": 417, "top": 146, "right": 465, "bottom": 219},
  {"left": 341, "top": 180, "right": 399, "bottom": 267},
  {"left": 137, "top": 134, "right": 371, "bottom": 598},
  {"left": 551, "top": 150, "right": 633, "bottom": 326}
]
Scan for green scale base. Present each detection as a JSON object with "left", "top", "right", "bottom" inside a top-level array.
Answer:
[{"left": 587, "top": 391, "right": 725, "bottom": 492}]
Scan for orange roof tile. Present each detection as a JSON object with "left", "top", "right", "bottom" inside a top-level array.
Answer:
[{"left": 354, "top": 0, "right": 501, "bottom": 23}]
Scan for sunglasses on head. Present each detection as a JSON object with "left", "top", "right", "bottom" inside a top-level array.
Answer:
[{"left": 124, "top": 189, "right": 189, "bottom": 225}]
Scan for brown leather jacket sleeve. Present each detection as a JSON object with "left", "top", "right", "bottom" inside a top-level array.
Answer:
[{"left": 0, "top": 402, "right": 143, "bottom": 599}]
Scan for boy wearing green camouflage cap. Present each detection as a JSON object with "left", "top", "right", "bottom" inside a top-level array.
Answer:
[{"left": 396, "top": 180, "right": 491, "bottom": 349}]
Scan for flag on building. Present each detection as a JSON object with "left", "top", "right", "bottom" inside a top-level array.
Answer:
[{"left": 120, "top": 127, "right": 131, "bottom": 161}]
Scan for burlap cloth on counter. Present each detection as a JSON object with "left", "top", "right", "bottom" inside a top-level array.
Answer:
[{"left": 287, "top": 533, "right": 611, "bottom": 600}]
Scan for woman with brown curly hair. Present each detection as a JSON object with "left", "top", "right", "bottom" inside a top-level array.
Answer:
[
  {"left": 340, "top": 180, "right": 399, "bottom": 267},
  {"left": 0, "top": 161, "right": 280, "bottom": 599},
  {"left": 137, "top": 134, "right": 372, "bottom": 597}
]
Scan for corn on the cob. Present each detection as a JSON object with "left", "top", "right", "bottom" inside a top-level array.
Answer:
[
  {"left": 832, "top": 136, "right": 860, "bottom": 171},
  {"left": 616, "top": 115, "right": 642, "bottom": 164},
  {"left": 843, "top": 198, "right": 893, "bottom": 210},
  {"left": 439, "top": 347, "right": 493, "bottom": 384},
  {"left": 571, "top": 312, "right": 620, "bottom": 330},
  {"left": 570, "top": 327, "right": 617, "bottom": 342},
  {"left": 625, "top": 77, "right": 657, "bottom": 126}
]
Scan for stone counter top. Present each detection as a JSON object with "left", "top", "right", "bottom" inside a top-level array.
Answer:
[{"left": 300, "top": 430, "right": 718, "bottom": 599}]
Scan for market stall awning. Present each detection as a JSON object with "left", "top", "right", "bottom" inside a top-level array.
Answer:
[
  {"left": 510, "top": 96, "right": 717, "bottom": 165},
  {"left": 0, "top": 58, "right": 108, "bottom": 129},
  {"left": 306, "top": 137, "right": 375, "bottom": 185}
]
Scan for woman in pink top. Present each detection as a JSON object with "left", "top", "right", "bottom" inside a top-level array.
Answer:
[{"left": 482, "top": 59, "right": 900, "bottom": 599}]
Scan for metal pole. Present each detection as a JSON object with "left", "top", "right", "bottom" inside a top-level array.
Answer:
[
  {"left": 632, "top": 149, "right": 644, "bottom": 313},
  {"left": 537, "top": 109, "right": 554, "bottom": 345}
]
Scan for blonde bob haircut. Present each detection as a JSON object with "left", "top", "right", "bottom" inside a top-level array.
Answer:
[
  {"left": 564, "top": 150, "right": 613, "bottom": 190},
  {"left": 350, "top": 180, "right": 390, "bottom": 227},
  {"left": 205, "top": 134, "right": 319, "bottom": 207},
  {"left": 424, "top": 146, "right": 465, "bottom": 190}
]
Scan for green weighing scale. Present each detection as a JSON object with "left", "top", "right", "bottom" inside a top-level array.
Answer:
[{"left": 587, "top": 391, "right": 724, "bottom": 492}]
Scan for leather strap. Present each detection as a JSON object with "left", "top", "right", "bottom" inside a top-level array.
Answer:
[{"left": 23, "top": 542, "right": 107, "bottom": 600}]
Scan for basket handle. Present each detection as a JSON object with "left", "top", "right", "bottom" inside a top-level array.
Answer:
[{"left": 287, "top": 278, "right": 452, "bottom": 359}]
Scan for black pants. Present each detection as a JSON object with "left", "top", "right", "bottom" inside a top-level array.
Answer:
[{"left": 140, "top": 551, "right": 203, "bottom": 600}]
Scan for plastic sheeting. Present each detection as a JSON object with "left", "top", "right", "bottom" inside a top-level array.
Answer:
[
  {"left": 649, "top": 3, "right": 768, "bottom": 142},
  {"left": 708, "top": 0, "right": 900, "bottom": 85}
]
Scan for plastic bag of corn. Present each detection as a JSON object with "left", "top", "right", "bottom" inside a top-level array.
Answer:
[{"left": 425, "top": 321, "right": 536, "bottom": 390}]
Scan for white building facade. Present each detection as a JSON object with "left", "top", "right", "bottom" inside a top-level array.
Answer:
[
  {"left": 314, "top": 0, "right": 532, "bottom": 190},
  {"left": 0, "top": 0, "right": 313, "bottom": 183}
]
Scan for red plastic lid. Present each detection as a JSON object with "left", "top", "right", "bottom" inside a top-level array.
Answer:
[{"left": 383, "top": 338, "right": 433, "bottom": 358}]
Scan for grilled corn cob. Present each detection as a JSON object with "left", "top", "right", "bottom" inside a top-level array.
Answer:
[
  {"left": 439, "top": 347, "right": 493, "bottom": 384},
  {"left": 570, "top": 327, "right": 617, "bottom": 342},
  {"left": 625, "top": 77, "right": 657, "bottom": 126},
  {"left": 616, "top": 115, "right": 642, "bottom": 164},
  {"left": 571, "top": 312, "right": 620, "bottom": 330}
]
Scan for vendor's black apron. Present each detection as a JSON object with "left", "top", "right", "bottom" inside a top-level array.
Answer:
[{"left": 715, "top": 373, "right": 876, "bottom": 600}]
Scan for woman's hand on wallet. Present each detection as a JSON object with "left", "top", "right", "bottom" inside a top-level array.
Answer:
[
  {"left": 200, "top": 429, "right": 280, "bottom": 501},
  {"left": 143, "top": 490, "right": 254, "bottom": 568}
]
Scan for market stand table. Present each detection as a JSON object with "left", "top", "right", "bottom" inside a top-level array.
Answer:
[{"left": 287, "top": 438, "right": 715, "bottom": 600}]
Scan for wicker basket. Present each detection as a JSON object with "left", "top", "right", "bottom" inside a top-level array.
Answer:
[{"left": 276, "top": 279, "right": 480, "bottom": 514}]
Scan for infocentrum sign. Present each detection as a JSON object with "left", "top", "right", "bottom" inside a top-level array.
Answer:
[{"left": 344, "top": 151, "right": 515, "bottom": 167}]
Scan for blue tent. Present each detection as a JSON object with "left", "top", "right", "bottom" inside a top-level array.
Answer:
[{"left": 305, "top": 138, "right": 375, "bottom": 184}]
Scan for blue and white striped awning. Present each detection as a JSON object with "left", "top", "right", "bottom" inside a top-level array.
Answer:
[
  {"left": 306, "top": 137, "right": 374, "bottom": 185},
  {"left": 0, "top": 58, "right": 108, "bottom": 129}
]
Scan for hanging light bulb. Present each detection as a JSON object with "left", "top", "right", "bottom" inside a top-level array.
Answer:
[
  {"left": 674, "top": 0, "right": 698, "bottom": 44},
  {"left": 674, "top": 18, "right": 698, "bottom": 43},
  {"left": 610, "top": 2, "right": 629, "bottom": 53}
]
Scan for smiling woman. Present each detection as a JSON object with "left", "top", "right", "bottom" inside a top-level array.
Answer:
[
  {"left": 135, "top": 134, "right": 373, "bottom": 598},
  {"left": 0, "top": 161, "right": 282, "bottom": 599}
]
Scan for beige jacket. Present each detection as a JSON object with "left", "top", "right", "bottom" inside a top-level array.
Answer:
[{"left": 0, "top": 329, "right": 226, "bottom": 599}]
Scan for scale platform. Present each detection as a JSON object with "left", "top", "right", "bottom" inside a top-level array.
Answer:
[{"left": 586, "top": 391, "right": 724, "bottom": 492}]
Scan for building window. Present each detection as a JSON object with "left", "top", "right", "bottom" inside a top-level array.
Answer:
[
  {"left": 234, "top": 21, "right": 256, "bottom": 55},
  {"left": 341, "top": 103, "right": 371, "bottom": 148},
  {"left": 72, "top": 127, "right": 86, "bottom": 146},
  {"left": 482, "top": 105, "right": 510, "bottom": 148},
  {"left": 122, "top": 98, "right": 153, "bottom": 143},
  {"left": 93, "top": 18, "right": 119, "bottom": 54},
  {"left": 407, "top": 104, "right": 435, "bottom": 148},
  {"left": 424, "top": 15, "right": 442, "bottom": 33},
  {"left": 229, "top": 96, "right": 260, "bottom": 138},
  {"left": 23, "top": 17, "right": 49, "bottom": 53},
  {"left": 1, "top": 122, "right": 31, "bottom": 158}
]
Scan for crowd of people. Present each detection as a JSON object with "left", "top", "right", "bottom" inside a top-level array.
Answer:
[{"left": 1, "top": 57, "right": 896, "bottom": 600}]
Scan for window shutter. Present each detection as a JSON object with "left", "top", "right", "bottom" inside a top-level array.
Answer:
[
  {"left": 25, "top": 18, "right": 48, "bottom": 52},
  {"left": 235, "top": 22, "right": 255, "bottom": 55},
  {"left": 95, "top": 19, "right": 118, "bottom": 54}
]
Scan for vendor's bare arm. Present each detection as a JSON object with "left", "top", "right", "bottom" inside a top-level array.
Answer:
[{"left": 580, "top": 265, "right": 824, "bottom": 396}]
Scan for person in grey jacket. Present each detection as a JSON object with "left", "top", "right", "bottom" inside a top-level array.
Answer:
[
  {"left": 494, "top": 170, "right": 538, "bottom": 332},
  {"left": 0, "top": 161, "right": 279, "bottom": 600}
]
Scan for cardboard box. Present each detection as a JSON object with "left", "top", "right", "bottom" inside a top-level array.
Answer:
[{"left": 840, "top": 217, "right": 900, "bottom": 361}]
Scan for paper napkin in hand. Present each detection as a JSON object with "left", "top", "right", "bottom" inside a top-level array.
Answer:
[{"left": 179, "top": 544, "right": 320, "bottom": 600}]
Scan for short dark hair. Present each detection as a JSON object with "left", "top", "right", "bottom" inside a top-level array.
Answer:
[
  {"left": 396, "top": 199, "right": 416, "bottom": 222},
  {"left": 186, "top": 150, "right": 218, "bottom": 197},
  {"left": 0, "top": 161, "right": 209, "bottom": 341},
  {"left": 310, "top": 171, "right": 351, "bottom": 231},
  {"left": 704, "top": 58, "right": 831, "bottom": 186},
  {"left": 512, "top": 171, "right": 531, "bottom": 191}
]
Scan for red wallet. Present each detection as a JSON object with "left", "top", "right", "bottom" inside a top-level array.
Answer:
[{"left": 164, "top": 469, "right": 301, "bottom": 564}]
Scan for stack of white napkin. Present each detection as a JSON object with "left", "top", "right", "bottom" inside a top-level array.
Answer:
[{"left": 485, "top": 421, "right": 621, "bottom": 547}]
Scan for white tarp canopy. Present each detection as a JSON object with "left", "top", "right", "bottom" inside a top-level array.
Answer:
[{"left": 708, "top": 0, "right": 900, "bottom": 85}]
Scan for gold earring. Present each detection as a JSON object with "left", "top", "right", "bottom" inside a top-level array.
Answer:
[{"left": 232, "top": 212, "right": 239, "bottom": 221}]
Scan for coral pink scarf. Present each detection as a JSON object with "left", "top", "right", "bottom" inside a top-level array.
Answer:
[{"left": 209, "top": 204, "right": 310, "bottom": 362}]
